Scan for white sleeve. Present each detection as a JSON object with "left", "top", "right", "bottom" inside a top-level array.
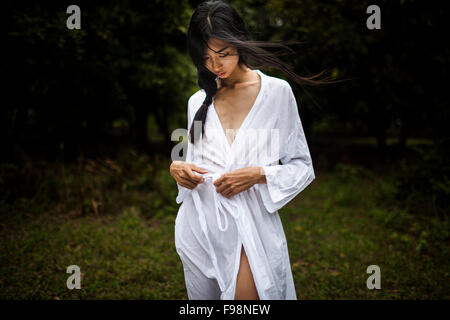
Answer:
[
  {"left": 175, "top": 96, "right": 194, "bottom": 204},
  {"left": 258, "top": 83, "right": 315, "bottom": 213}
]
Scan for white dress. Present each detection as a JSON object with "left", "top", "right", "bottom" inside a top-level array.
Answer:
[{"left": 174, "top": 69, "right": 315, "bottom": 300}]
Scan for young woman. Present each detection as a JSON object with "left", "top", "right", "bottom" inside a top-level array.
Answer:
[{"left": 170, "top": 0, "right": 329, "bottom": 300}]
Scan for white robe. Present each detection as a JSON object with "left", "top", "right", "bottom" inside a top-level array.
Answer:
[{"left": 174, "top": 69, "right": 315, "bottom": 300}]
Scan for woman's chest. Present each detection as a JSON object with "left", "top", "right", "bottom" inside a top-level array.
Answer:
[{"left": 213, "top": 83, "right": 261, "bottom": 133}]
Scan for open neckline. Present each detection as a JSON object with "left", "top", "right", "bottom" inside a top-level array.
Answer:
[{"left": 211, "top": 69, "right": 264, "bottom": 153}]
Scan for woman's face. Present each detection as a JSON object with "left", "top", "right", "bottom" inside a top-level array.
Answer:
[{"left": 204, "top": 38, "right": 239, "bottom": 79}]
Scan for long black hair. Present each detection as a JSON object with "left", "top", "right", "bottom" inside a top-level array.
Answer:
[{"left": 187, "top": 0, "right": 334, "bottom": 145}]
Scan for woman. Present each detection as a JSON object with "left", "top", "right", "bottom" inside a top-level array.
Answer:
[{"left": 170, "top": 0, "right": 328, "bottom": 300}]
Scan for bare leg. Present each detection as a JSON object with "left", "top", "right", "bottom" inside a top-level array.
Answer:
[{"left": 234, "top": 244, "right": 260, "bottom": 300}]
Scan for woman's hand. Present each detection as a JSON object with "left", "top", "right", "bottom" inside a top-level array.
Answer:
[
  {"left": 213, "top": 166, "right": 266, "bottom": 198},
  {"left": 170, "top": 160, "right": 208, "bottom": 190}
]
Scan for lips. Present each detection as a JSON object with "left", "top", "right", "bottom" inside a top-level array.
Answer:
[{"left": 217, "top": 72, "right": 226, "bottom": 77}]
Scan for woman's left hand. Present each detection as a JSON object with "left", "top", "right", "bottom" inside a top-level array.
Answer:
[{"left": 213, "top": 166, "right": 266, "bottom": 198}]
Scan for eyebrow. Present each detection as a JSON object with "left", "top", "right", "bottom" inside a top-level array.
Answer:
[
  {"left": 216, "top": 46, "right": 229, "bottom": 53},
  {"left": 205, "top": 46, "right": 229, "bottom": 55}
]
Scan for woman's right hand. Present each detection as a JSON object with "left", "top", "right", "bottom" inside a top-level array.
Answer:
[{"left": 170, "top": 161, "right": 208, "bottom": 190}]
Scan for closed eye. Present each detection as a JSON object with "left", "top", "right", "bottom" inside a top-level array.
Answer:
[{"left": 205, "top": 53, "right": 230, "bottom": 59}]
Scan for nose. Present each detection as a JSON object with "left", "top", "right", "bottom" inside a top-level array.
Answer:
[{"left": 208, "top": 57, "right": 222, "bottom": 71}]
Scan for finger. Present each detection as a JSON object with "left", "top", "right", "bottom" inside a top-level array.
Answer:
[
  {"left": 191, "top": 164, "right": 208, "bottom": 174},
  {"left": 185, "top": 175, "right": 204, "bottom": 186},
  {"left": 185, "top": 178, "right": 199, "bottom": 189},
  {"left": 180, "top": 182, "right": 195, "bottom": 190},
  {"left": 224, "top": 183, "right": 244, "bottom": 197},
  {"left": 191, "top": 175, "right": 205, "bottom": 184},
  {"left": 223, "top": 188, "right": 234, "bottom": 197},
  {"left": 179, "top": 177, "right": 196, "bottom": 189},
  {"left": 186, "top": 168, "right": 203, "bottom": 183},
  {"left": 215, "top": 182, "right": 226, "bottom": 193},
  {"left": 230, "top": 185, "right": 243, "bottom": 197},
  {"left": 222, "top": 188, "right": 233, "bottom": 198},
  {"left": 179, "top": 183, "right": 192, "bottom": 190},
  {"left": 223, "top": 183, "right": 236, "bottom": 194},
  {"left": 213, "top": 175, "right": 225, "bottom": 186}
]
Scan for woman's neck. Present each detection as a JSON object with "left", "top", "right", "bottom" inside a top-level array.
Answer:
[{"left": 220, "top": 65, "right": 258, "bottom": 89}]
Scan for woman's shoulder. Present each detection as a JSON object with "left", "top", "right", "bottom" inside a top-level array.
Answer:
[
  {"left": 262, "top": 72, "right": 292, "bottom": 95},
  {"left": 189, "top": 88, "right": 206, "bottom": 102},
  {"left": 186, "top": 89, "right": 208, "bottom": 122},
  {"left": 188, "top": 89, "right": 206, "bottom": 106},
  {"left": 262, "top": 72, "right": 297, "bottom": 113}
]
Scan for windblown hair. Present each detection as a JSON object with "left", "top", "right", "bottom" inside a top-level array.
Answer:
[{"left": 187, "top": 0, "right": 333, "bottom": 145}]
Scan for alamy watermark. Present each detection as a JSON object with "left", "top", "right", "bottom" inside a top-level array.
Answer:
[
  {"left": 66, "top": 5, "right": 81, "bottom": 30},
  {"left": 366, "top": 264, "right": 381, "bottom": 290},
  {"left": 66, "top": 265, "right": 81, "bottom": 289},
  {"left": 366, "top": 5, "right": 381, "bottom": 30},
  {"left": 171, "top": 121, "right": 281, "bottom": 170}
]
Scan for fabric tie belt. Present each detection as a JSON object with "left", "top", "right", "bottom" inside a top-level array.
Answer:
[
  {"left": 190, "top": 172, "right": 242, "bottom": 233},
  {"left": 178, "top": 170, "right": 276, "bottom": 297},
  {"left": 188, "top": 172, "right": 244, "bottom": 292}
]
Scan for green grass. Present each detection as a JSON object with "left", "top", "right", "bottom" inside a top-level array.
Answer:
[
  {"left": 1, "top": 206, "right": 185, "bottom": 299},
  {"left": 282, "top": 168, "right": 450, "bottom": 299},
  {"left": 1, "top": 150, "right": 449, "bottom": 299}
]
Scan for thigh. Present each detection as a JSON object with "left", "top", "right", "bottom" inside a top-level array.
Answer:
[{"left": 234, "top": 245, "right": 260, "bottom": 300}]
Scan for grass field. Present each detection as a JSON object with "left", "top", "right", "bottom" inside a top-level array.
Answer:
[{"left": 1, "top": 148, "right": 449, "bottom": 299}]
